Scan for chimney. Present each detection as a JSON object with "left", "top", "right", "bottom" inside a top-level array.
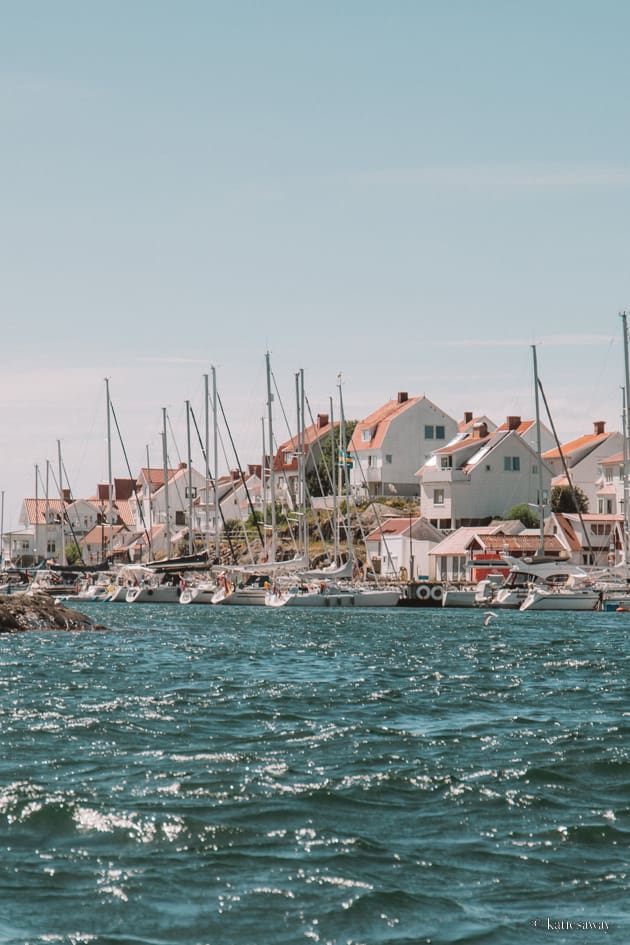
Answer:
[
  {"left": 472, "top": 421, "right": 488, "bottom": 439},
  {"left": 231, "top": 469, "right": 240, "bottom": 481},
  {"left": 507, "top": 415, "right": 521, "bottom": 431},
  {"left": 464, "top": 411, "right": 473, "bottom": 424},
  {"left": 594, "top": 420, "right": 606, "bottom": 435},
  {"left": 317, "top": 413, "right": 329, "bottom": 429},
  {"left": 397, "top": 391, "right": 408, "bottom": 404},
  {"left": 62, "top": 488, "right": 71, "bottom": 502}
]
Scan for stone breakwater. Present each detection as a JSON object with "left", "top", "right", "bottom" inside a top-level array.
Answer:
[{"left": 0, "top": 594, "right": 101, "bottom": 633}]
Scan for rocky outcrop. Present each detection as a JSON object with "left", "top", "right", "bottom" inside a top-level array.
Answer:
[{"left": 0, "top": 594, "right": 103, "bottom": 633}]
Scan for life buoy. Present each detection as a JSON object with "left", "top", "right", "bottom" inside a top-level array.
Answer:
[
  {"left": 430, "top": 585, "right": 443, "bottom": 602},
  {"left": 416, "top": 584, "right": 431, "bottom": 600}
]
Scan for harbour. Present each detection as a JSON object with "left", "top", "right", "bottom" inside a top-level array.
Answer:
[{"left": 1, "top": 603, "right": 628, "bottom": 944}]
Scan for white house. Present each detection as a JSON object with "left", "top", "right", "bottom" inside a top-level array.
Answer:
[
  {"left": 349, "top": 392, "right": 458, "bottom": 498},
  {"left": 273, "top": 412, "right": 339, "bottom": 508},
  {"left": 418, "top": 418, "right": 554, "bottom": 529},
  {"left": 595, "top": 452, "right": 624, "bottom": 515},
  {"left": 363, "top": 516, "right": 445, "bottom": 580},
  {"left": 133, "top": 463, "right": 209, "bottom": 554},
  {"left": 542, "top": 421, "right": 624, "bottom": 513}
]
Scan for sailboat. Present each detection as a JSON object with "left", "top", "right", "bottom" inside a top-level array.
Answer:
[
  {"left": 491, "top": 347, "right": 600, "bottom": 611},
  {"left": 265, "top": 375, "right": 400, "bottom": 608}
]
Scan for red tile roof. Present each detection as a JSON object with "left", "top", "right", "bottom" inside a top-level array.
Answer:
[
  {"left": 350, "top": 395, "right": 422, "bottom": 452},
  {"left": 23, "top": 498, "right": 66, "bottom": 525},
  {"left": 543, "top": 432, "right": 610, "bottom": 461}
]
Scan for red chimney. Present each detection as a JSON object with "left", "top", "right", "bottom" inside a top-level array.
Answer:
[
  {"left": 317, "top": 413, "right": 329, "bottom": 429},
  {"left": 464, "top": 411, "right": 473, "bottom": 424},
  {"left": 397, "top": 392, "right": 408, "bottom": 404},
  {"left": 507, "top": 416, "right": 521, "bottom": 431},
  {"left": 594, "top": 420, "right": 606, "bottom": 435}
]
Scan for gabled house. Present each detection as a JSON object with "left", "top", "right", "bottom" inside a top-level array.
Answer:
[
  {"left": 349, "top": 392, "right": 458, "bottom": 498},
  {"left": 418, "top": 417, "right": 553, "bottom": 529},
  {"left": 542, "top": 421, "right": 624, "bottom": 514},
  {"left": 80, "top": 523, "right": 131, "bottom": 566},
  {"left": 595, "top": 452, "right": 624, "bottom": 516},
  {"left": 273, "top": 412, "right": 338, "bottom": 508},
  {"left": 363, "top": 516, "right": 445, "bottom": 580},
  {"left": 427, "top": 523, "right": 514, "bottom": 583},
  {"left": 132, "top": 463, "right": 208, "bottom": 552},
  {"left": 3, "top": 497, "right": 67, "bottom": 566}
]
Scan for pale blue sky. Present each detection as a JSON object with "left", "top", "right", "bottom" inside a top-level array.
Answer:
[{"left": 1, "top": 1, "right": 629, "bottom": 526}]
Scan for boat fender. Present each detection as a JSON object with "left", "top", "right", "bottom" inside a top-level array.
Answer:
[
  {"left": 416, "top": 584, "right": 431, "bottom": 600},
  {"left": 430, "top": 585, "right": 443, "bottom": 601},
  {"left": 399, "top": 566, "right": 408, "bottom": 583}
]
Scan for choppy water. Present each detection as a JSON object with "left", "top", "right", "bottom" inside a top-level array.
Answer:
[{"left": 1, "top": 604, "right": 628, "bottom": 944}]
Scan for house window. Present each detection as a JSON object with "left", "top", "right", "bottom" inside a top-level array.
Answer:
[
  {"left": 185, "top": 486, "right": 198, "bottom": 499},
  {"left": 47, "top": 541, "right": 56, "bottom": 554},
  {"left": 605, "top": 468, "right": 613, "bottom": 482},
  {"left": 175, "top": 511, "right": 185, "bottom": 526},
  {"left": 425, "top": 425, "right": 434, "bottom": 439},
  {"left": 434, "top": 488, "right": 445, "bottom": 506},
  {"left": 441, "top": 456, "right": 452, "bottom": 469},
  {"left": 532, "top": 464, "right": 538, "bottom": 475},
  {"left": 385, "top": 454, "right": 392, "bottom": 464},
  {"left": 504, "top": 456, "right": 520, "bottom": 471},
  {"left": 362, "top": 429, "right": 372, "bottom": 442},
  {"left": 436, "top": 425, "right": 445, "bottom": 439}
]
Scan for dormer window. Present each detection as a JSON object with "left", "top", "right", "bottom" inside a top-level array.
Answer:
[{"left": 362, "top": 429, "right": 372, "bottom": 443}]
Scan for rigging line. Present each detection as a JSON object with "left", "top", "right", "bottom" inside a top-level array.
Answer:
[
  {"left": 60, "top": 459, "right": 87, "bottom": 564},
  {"left": 108, "top": 400, "right": 152, "bottom": 556},
  {"left": 537, "top": 377, "right": 595, "bottom": 561},
  {"left": 45, "top": 462, "right": 85, "bottom": 565},
  {"left": 166, "top": 413, "right": 184, "bottom": 468},
  {"left": 188, "top": 405, "right": 238, "bottom": 564},
  {"left": 342, "top": 429, "right": 397, "bottom": 580},
  {"left": 216, "top": 391, "right": 265, "bottom": 547},
  {"left": 303, "top": 393, "right": 335, "bottom": 553}
]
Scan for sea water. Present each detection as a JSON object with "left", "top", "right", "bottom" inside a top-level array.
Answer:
[{"left": 0, "top": 604, "right": 628, "bottom": 945}]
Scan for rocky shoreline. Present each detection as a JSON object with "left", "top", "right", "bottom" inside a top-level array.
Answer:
[{"left": 0, "top": 594, "right": 104, "bottom": 633}]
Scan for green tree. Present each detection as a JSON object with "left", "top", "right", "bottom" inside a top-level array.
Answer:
[
  {"left": 550, "top": 485, "right": 589, "bottom": 514},
  {"left": 305, "top": 420, "right": 358, "bottom": 497},
  {"left": 65, "top": 541, "right": 83, "bottom": 565},
  {"left": 505, "top": 504, "right": 539, "bottom": 528}
]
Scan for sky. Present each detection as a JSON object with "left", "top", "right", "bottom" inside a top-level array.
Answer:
[{"left": 1, "top": 1, "right": 630, "bottom": 530}]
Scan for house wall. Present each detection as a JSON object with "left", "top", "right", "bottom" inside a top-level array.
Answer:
[
  {"left": 421, "top": 434, "right": 552, "bottom": 527},
  {"left": 555, "top": 436, "right": 624, "bottom": 512},
  {"left": 351, "top": 399, "right": 458, "bottom": 497}
]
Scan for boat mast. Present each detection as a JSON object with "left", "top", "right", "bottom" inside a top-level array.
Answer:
[
  {"left": 105, "top": 378, "right": 114, "bottom": 562},
  {"left": 261, "top": 416, "right": 268, "bottom": 561},
  {"left": 57, "top": 440, "right": 66, "bottom": 566},
  {"left": 204, "top": 373, "right": 210, "bottom": 553},
  {"left": 34, "top": 464, "right": 38, "bottom": 566},
  {"left": 186, "top": 400, "right": 194, "bottom": 556},
  {"left": 621, "top": 311, "right": 630, "bottom": 565},
  {"left": 266, "top": 351, "right": 276, "bottom": 563},
  {"left": 212, "top": 366, "right": 220, "bottom": 562},
  {"left": 338, "top": 374, "right": 353, "bottom": 565},
  {"left": 329, "top": 395, "right": 338, "bottom": 564},
  {"left": 146, "top": 444, "right": 153, "bottom": 560},
  {"left": 532, "top": 345, "right": 546, "bottom": 558},
  {"left": 621, "top": 388, "right": 629, "bottom": 567},
  {"left": 162, "top": 407, "right": 172, "bottom": 560}
]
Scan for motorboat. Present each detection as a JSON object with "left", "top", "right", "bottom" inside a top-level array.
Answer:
[
  {"left": 519, "top": 581, "right": 601, "bottom": 611},
  {"left": 488, "top": 555, "right": 591, "bottom": 609}
]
